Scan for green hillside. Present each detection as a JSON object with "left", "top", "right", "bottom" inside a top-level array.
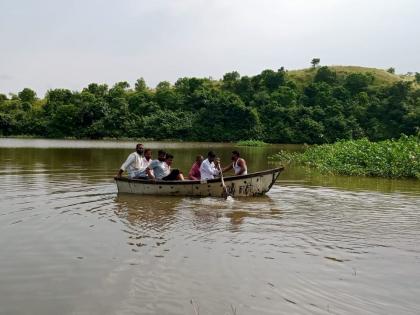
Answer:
[{"left": 287, "top": 65, "right": 416, "bottom": 88}]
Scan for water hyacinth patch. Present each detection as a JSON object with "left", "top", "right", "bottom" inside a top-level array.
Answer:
[
  {"left": 269, "top": 136, "right": 420, "bottom": 179},
  {"left": 236, "top": 139, "right": 268, "bottom": 147}
]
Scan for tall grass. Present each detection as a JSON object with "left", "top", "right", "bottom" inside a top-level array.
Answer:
[
  {"left": 287, "top": 66, "right": 405, "bottom": 87},
  {"left": 269, "top": 136, "right": 420, "bottom": 179}
]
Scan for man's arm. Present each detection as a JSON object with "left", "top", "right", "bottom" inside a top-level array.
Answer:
[
  {"left": 116, "top": 154, "right": 135, "bottom": 177},
  {"left": 146, "top": 167, "right": 155, "bottom": 179},
  {"left": 222, "top": 163, "right": 233, "bottom": 173},
  {"left": 146, "top": 160, "right": 158, "bottom": 179},
  {"left": 212, "top": 160, "right": 221, "bottom": 176}
]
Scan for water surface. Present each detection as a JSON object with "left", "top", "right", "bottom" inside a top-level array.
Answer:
[{"left": 0, "top": 138, "right": 419, "bottom": 315}]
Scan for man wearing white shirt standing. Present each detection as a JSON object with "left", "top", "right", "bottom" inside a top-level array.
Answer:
[
  {"left": 116, "top": 144, "right": 151, "bottom": 179},
  {"left": 200, "top": 151, "right": 220, "bottom": 180}
]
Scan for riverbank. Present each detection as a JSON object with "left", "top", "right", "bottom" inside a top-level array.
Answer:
[
  {"left": 269, "top": 136, "right": 420, "bottom": 179},
  {"left": 0, "top": 136, "right": 274, "bottom": 148}
]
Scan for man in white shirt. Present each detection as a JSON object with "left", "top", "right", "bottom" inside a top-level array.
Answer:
[
  {"left": 200, "top": 151, "right": 220, "bottom": 180},
  {"left": 116, "top": 144, "right": 151, "bottom": 179}
]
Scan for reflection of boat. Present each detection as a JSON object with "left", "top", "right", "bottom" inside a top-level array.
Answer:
[{"left": 114, "top": 167, "right": 284, "bottom": 197}]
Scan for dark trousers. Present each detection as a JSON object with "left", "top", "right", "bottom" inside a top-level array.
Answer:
[{"left": 162, "top": 169, "right": 180, "bottom": 180}]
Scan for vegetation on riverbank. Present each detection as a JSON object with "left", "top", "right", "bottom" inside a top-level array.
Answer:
[
  {"left": 1, "top": 63, "right": 419, "bottom": 143},
  {"left": 236, "top": 139, "right": 268, "bottom": 147},
  {"left": 269, "top": 136, "right": 420, "bottom": 178}
]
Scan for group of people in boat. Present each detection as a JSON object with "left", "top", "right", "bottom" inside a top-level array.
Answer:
[{"left": 115, "top": 143, "right": 247, "bottom": 181}]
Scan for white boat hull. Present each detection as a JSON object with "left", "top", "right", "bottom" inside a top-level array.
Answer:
[{"left": 115, "top": 167, "right": 283, "bottom": 197}]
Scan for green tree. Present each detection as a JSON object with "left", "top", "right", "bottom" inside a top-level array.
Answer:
[
  {"left": 44, "top": 89, "right": 73, "bottom": 115},
  {"left": 222, "top": 71, "right": 240, "bottom": 91},
  {"left": 314, "top": 66, "right": 337, "bottom": 84},
  {"left": 155, "top": 81, "right": 182, "bottom": 110},
  {"left": 0, "top": 94, "right": 8, "bottom": 103},
  {"left": 387, "top": 67, "right": 395, "bottom": 74},
  {"left": 83, "top": 83, "right": 108, "bottom": 97},
  {"left": 260, "top": 69, "right": 286, "bottom": 91},
  {"left": 344, "top": 73, "right": 374, "bottom": 95},
  {"left": 0, "top": 65, "right": 418, "bottom": 144},
  {"left": 140, "top": 110, "right": 194, "bottom": 139},
  {"left": 47, "top": 104, "right": 81, "bottom": 137},
  {"left": 0, "top": 112, "right": 16, "bottom": 135},
  {"left": 193, "top": 90, "right": 261, "bottom": 141},
  {"left": 134, "top": 78, "right": 148, "bottom": 92},
  {"left": 18, "top": 88, "right": 37, "bottom": 103},
  {"left": 311, "top": 58, "right": 320, "bottom": 68}
]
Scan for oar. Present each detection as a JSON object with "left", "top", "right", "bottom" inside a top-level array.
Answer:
[{"left": 218, "top": 162, "right": 230, "bottom": 199}]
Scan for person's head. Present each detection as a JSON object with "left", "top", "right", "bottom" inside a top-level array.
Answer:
[
  {"left": 136, "top": 143, "right": 144, "bottom": 155},
  {"left": 144, "top": 148, "right": 152, "bottom": 160},
  {"left": 157, "top": 150, "right": 166, "bottom": 162},
  {"left": 195, "top": 155, "right": 204, "bottom": 165},
  {"left": 165, "top": 153, "right": 174, "bottom": 166},
  {"left": 231, "top": 150, "right": 240, "bottom": 161},
  {"left": 207, "top": 151, "right": 216, "bottom": 163}
]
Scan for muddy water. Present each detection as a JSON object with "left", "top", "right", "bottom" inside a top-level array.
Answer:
[{"left": 0, "top": 138, "right": 419, "bottom": 315}]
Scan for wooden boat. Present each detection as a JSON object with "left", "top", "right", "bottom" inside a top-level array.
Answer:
[{"left": 114, "top": 167, "right": 284, "bottom": 197}]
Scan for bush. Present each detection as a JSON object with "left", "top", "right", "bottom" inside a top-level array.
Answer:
[
  {"left": 236, "top": 139, "right": 268, "bottom": 147},
  {"left": 269, "top": 136, "right": 420, "bottom": 178}
]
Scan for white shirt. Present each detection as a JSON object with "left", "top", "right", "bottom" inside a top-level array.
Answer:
[
  {"left": 200, "top": 158, "right": 220, "bottom": 180},
  {"left": 148, "top": 159, "right": 170, "bottom": 179},
  {"left": 120, "top": 152, "right": 149, "bottom": 177}
]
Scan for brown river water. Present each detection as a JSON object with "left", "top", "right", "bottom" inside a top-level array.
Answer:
[{"left": 0, "top": 138, "right": 419, "bottom": 315}]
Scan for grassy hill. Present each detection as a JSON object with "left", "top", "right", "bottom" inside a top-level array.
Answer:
[{"left": 287, "top": 65, "right": 417, "bottom": 88}]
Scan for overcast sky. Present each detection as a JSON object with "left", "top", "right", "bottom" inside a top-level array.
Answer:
[{"left": 1, "top": 0, "right": 419, "bottom": 96}]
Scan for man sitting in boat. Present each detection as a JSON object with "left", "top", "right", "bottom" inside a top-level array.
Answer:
[
  {"left": 222, "top": 150, "right": 248, "bottom": 175},
  {"left": 116, "top": 144, "right": 151, "bottom": 179},
  {"left": 200, "top": 151, "right": 220, "bottom": 180},
  {"left": 188, "top": 155, "right": 203, "bottom": 180},
  {"left": 146, "top": 150, "right": 184, "bottom": 181}
]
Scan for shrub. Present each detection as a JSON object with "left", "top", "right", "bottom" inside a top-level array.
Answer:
[
  {"left": 236, "top": 139, "right": 268, "bottom": 147},
  {"left": 269, "top": 136, "right": 420, "bottom": 178}
]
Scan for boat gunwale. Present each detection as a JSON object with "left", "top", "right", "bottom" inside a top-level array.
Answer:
[{"left": 114, "top": 167, "right": 284, "bottom": 186}]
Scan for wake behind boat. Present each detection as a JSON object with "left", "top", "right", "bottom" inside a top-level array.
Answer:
[{"left": 115, "top": 167, "right": 284, "bottom": 197}]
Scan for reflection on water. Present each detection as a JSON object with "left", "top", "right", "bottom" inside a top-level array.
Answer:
[{"left": 0, "top": 138, "right": 419, "bottom": 315}]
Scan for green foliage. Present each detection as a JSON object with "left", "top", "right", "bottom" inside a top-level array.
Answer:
[
  {"left": 387, "top": 67, "right": 395, "bottom": 74},
  {"left": 314, "top": 66, "right": 337, "bottom": 84},
  {"left": 134, "top": 78, "right": 147, "bottom": 92},
  {"left": 0, "top": 94, "right": 8, "bottom": 103},
  {"left": 18, "top": 88, "right": 37, "bottom": 104},
  {"left": 344, "top": 73, "right": 373, "bottom": 94},
  {"left": 236, "top": 139, "right": 268, "bottom": 147},
  {"left": 0, "top": 65, "right": 419, "bottom": 143},
  {"left": 415, "top": 72, "right": 420, "bottom": 84},
  {"left": 270, "top": 136, "right": 420, "bottom": 178},
  {"left": 311, "top": 58, "right": 320, "bottom": 68}
]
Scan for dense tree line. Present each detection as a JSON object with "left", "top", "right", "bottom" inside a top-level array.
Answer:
[{"left": 0, "top": 66, "right": 419, "bottom": 143}]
